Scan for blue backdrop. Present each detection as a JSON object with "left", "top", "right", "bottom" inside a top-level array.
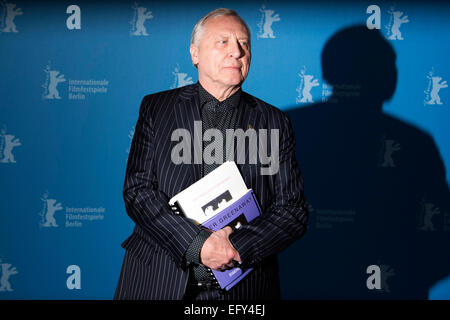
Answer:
[{"left": 1, "top": 0, "right": 449, "bottom": 299}]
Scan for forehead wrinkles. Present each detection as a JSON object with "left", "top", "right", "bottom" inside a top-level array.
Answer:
[{"left": 203, "top": 16, "right": 249, "bottom": 40}]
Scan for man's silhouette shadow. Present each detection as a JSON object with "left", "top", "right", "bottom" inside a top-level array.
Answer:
[{"left": 279, "top": 25, "right": 450, "bottom": 299}]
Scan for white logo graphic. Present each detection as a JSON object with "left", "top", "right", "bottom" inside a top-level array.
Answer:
[
  {"left": 257, "top": 4, "right": 280, "bottom": 39},
  {"left": 0, "top": 125, "right": 21, "bottom": 163},
  {"left": 171, "top": 122, "right": 280, "bottom": 175},
  {"left": 310, "top": 203, "right": 356, "bottom": 230},
  {"left": 321, "top": 83, "right": 333, "bottom": 102},
  {"left": 0, "top": 260, "right": 18, "bottom": 292},
  {"left": 66, "top": 4, "right": 81, "bottom": 30},
  {"left": 418, "top": 200, "right": 441, "bottom": 231},
  {"left": 126, "top": 126, "right": 135, "bottom": 154},
  {"left": 170, "top": 64, "right": 194, "bottom": 89},
  {"left": 366, "top": 264, "right": 395, "bottom": 293},
  {"left": 296, "top": 66, "right": 320, "bottom": 104},
  {"left": 66, "top": 265, "right": 81, "bottom": 290},
  {"left": 38, "top": 191, "right": 105, "bottom": 228},
  {"left": 0, "top": 2, "right": 22, "bottom": 33},
  {"left": 385, "top": 6, "right": 409, "bottom": 40},
  {"left": 42, "top": 62, "right": 109, "bottom": 100},
  {"left": 39, "top": 191, "right": 63, "bottom": 227},
  {"left": 366, "top": 5, "right": 381, "bottom": 30},
  {"left": 130, "top": 3, "right": 153, "bottom": 36},
  {"left": 424, "top": 68, "right": 448, "bottom": 106},
  {"left": 379, "top": 136, "right": 401, "bottom": 167},
  {"left": 42, "top": 64, "right": 66, "bottom": 100}
]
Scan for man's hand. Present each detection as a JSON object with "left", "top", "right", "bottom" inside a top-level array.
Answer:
[{"left": 200, "top": 226, "right": 241, "bottom": 271}]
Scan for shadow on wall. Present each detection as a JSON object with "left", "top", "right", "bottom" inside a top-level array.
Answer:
[{"left": 279, "top": 25, "right": 450, "bottom": 299}]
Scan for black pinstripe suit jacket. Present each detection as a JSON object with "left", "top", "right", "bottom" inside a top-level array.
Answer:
[{"left": 115, "top": 83, "right": 308, "bottom": 300}]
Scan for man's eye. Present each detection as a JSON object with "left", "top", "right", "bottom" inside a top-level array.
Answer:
[
  {"left": 219, "top": 40, "right": 227, "bottom": 44},
  {"left": 239, "top": 40, "right": 249, "bottom": 48}
]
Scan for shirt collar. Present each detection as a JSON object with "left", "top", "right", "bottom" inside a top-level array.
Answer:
[{"left": 198, "top": 82, "right": 241, "bottom": 111}]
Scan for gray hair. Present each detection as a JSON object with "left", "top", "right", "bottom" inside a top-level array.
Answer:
[{"left": 190, "top": 8, "right": 251, "bottom": 47}]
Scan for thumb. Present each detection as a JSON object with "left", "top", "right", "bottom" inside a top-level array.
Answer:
[{"left": 223, "top": 226, "right": 233, "bottom": 236}]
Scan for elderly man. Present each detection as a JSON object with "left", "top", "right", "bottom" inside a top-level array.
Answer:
[{"left": 114, "top": 8, "right": 308, "bottom": 300}]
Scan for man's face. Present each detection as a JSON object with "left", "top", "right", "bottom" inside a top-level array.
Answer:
[{"left": 190, "top": 15, "right": 251, "bottom": 91}]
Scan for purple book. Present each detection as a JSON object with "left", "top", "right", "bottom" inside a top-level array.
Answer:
[{"left": 200, "top": 189, "right": 261, "bottom": 291}]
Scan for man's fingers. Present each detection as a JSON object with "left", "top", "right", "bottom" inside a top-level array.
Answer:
[
  {"left": 215, "top": 262, "right": 235, "bottom": 272},
  {"left": 200, "top": 226, "right": 240, "bottom": 270},
  {"left": 204, "top": 253, "right": 237, "bottom": 270}
]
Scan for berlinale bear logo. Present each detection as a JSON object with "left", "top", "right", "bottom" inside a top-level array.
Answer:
[
  {"left": 366, "top": 5, "right": 409, "bottom": 41},
  {"left": 296, "top": 66, "right": 320, "bottom": 104},
  {"left": 130, "top": 3, "right": 153, "bottom": 36},
  {"left": 42, "top": 64, "right": 66, "bottom": 100},
  {"left": 425, "top": 68, "right": 448, "bottom": 106},
  {"left": 0, "top": 126, "right": 21, "bottom": 164},
  {"left": 38, "top": 191, "right": 64, "bottom": 228},
  {"left": 257, "top": 4, "right": 280, "bottom": 39},
  {"left": 0, "top": 2, "right": 23, "bottom": 33},
  {"left": 0, "top": 260, "right": 18, "bottom": 292}
]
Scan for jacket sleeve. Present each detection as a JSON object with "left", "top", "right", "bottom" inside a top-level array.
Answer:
[
  {"left": 123, "top": 95, "right": 203, "bottom": 268},
  {"left": 229, "top": 113, "right": 308, "bottom": 268}
]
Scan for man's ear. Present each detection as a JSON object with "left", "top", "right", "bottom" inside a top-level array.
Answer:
[{"left": 190, "top": 44, "right": 199, "bottom": 66}]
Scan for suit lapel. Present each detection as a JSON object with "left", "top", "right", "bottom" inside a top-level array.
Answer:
[
  {"left": 173, "top": 84, "right": 202, "bottom": 186},
  {"left": 233, "top": 92, "right": 262, "bottom": 176}
]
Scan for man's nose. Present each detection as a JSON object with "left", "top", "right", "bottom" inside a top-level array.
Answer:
[{"left": 228, "top": 39, "right": 244, "bottom": 58}]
